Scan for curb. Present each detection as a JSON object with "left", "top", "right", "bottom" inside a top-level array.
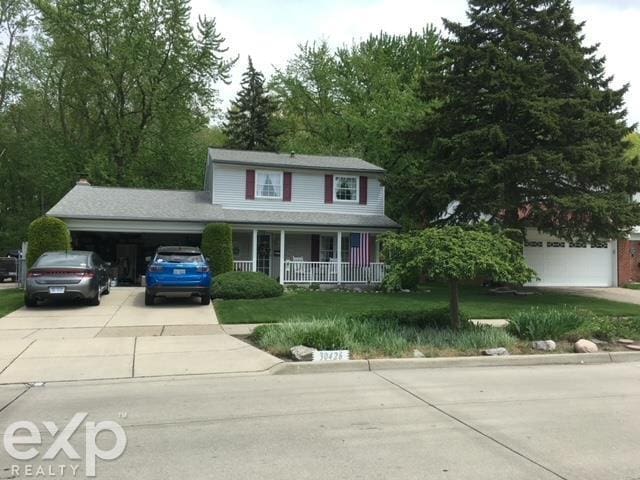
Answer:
[
  {"left": 270, "top": 360, "right": 370, "bottom": 375},
  {"left": 269, "top": 351, "right": 640, "bottom": 374}
]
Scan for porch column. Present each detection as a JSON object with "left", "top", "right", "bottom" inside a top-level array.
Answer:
[
  {"left": 337, "top": 231, "right": 342, "bottom": 284},
  {"left": 252, "top": 229, "right": 258, "bottom": 272},
  {"left": 279, "top": 230, "right": 285, "bottom": 285}
]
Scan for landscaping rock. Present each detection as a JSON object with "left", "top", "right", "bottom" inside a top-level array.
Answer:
[
  {"left": 413, "top": 349, "right": 425, "bottom": 358},
  {"left": 290, "top": 345, "right": 317, "bottom": 361},
  {"left": 481, "top": 347, "right": 509, "bottom": 356},
  {"left": 617, "top": 338, "right": 635, "bottom": 345},
  {"left": 531, "top": 340, "right": 557, "bottom": 351},
  {"left": 574, "top": 339, "right": 598, "bottom": 353},
  {"left": 624, "top": 344, "right": 640, "bottom": 351}
]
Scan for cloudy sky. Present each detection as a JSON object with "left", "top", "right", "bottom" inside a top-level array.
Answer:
[{"left": 191, "top": 0, "right": 639, "bottom": 127}]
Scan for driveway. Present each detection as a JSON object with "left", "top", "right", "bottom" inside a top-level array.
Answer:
[
  {"left": 0, "top": 288, "right": 280, "bottom": 384},
  {"left": 547, "top": 286, "right": 640, "bottom": 305}
]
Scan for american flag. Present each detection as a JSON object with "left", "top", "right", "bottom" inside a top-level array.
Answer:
[{"left": 350, "top": 233, "right": 371, "bottom": 266}]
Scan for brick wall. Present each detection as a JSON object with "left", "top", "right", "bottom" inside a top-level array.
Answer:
[{"left": 618, "top": 239, "right": 640, "bottom": 286}]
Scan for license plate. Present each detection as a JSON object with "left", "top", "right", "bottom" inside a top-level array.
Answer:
[
  {"left": 49, "top": 287, "right": 65, "bottom": 294},
  {"left": 173, "top": 269, "right": 186, "bottom": 275}
]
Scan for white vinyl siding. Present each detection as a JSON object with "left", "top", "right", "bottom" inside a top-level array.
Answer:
[{"left": 212, "top": 164, "right": 384, "bottom": 215}]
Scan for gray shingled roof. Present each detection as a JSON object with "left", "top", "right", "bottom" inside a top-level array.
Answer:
[
  {"left": 208, "top": 148, "right": 385, "bottom": 173},
  {"left": 47, "top": 185, "right": 400, "bottom": 229}
]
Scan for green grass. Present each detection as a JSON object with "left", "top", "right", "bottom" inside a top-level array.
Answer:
[
  {"left": 215, "top": 283, "right": 640, "bottom": 324},
  {"left": 252, "top": 316, "right": 519, "bottom": 358},
  {"left": 624, "top": 283, "right": 640, "bottom": 290},
  {"left": 0, "top": 289, "right": 24, "bottom": 318}
]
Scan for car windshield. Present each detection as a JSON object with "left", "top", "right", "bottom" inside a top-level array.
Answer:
[
  {"left": 155, "top": 253, "right": 203, "bottom": 263},
  {"left": 34, "top": 253, "right": 89, "bottom": 268}
]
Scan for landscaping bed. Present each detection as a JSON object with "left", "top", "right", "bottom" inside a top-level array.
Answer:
[{"left": 249, "top": 306, "right": 640, "bottom": 361}]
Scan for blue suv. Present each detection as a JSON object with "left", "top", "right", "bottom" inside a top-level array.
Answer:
[{"left": 145, "top": 246, "right": 212, "bottom": 306}]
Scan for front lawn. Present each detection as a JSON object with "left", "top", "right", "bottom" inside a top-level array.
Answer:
[
  {"left": 0, "top": 289, "right": 24, "bottom": 318},
  {"left": 215, "top": 284, "right": 640, "bottom": 324}
]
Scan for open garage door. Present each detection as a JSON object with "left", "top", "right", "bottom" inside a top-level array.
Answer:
[
  {"left": 72, "top": 231, "right": 202, "bottom": 286},
  {"left": 524, "top": 231, "right": 615, "bottom": 287}
]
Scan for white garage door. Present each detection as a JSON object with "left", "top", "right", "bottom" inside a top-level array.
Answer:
[{"left": 524, "top": 232, "right": 615, "bottom": 287}]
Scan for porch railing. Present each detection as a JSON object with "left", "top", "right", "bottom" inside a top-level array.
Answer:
[
  {"left": 233, "top": 260, "right": 254, "bottom": 272},
  {"left": 283, "top": 261, "right": 385, "bottom": 284}
]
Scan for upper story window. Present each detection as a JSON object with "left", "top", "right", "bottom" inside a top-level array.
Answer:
[
  {"left": 256, "top": 171, "right": 283, "bottom": 199},
  {"left": 334, "top": 175, "right": 358, "bottom": 202}
]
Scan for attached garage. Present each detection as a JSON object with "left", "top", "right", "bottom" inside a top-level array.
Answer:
[{"left": 524, "top": 229, "right": 617, "bottom": 287}]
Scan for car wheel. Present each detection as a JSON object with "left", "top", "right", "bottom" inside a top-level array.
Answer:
[
  {"left": 145, "top": 291, "right": 154, "bottom": 306},
  {"left": 24, "top": 294, "right": 37, "bottom": 308},
  {"left": 103, "top": 281, "right": 110, "bottom": 295},
  {"left": 88, "top": 290, "right": 101, "bottom": 306},
  {"left": 201, "top": 294, "right": 211, "bottom": 306}
]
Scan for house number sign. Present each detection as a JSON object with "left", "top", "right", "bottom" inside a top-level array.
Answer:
[{"left": 312, "top": 350, "right": 350, "bottom": 362}]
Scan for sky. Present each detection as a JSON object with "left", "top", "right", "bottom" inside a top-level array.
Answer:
[{"left": 191, "top": 0, "right": 639, "bottom": 128}]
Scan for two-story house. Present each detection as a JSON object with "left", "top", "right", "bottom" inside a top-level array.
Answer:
[{"left": 46, "top": 148, "right": 400, "bottom": 285}]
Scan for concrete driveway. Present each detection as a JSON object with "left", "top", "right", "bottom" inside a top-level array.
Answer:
[
  {"left": 547, "top": 286, "right": 640, "bottom": 305},
  {"left": 0, "top": 288, "right": 280, "bottom": 384}
]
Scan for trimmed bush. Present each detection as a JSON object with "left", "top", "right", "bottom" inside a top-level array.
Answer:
[
  {"left": 212, "top": 271, "right": 283, "bottom": 299},
  {"left": 201, "top": 223, "right": 233, "bottom": 275},
  {"left": 27, "top": 216, "right": 71, "bottom": 267},
  {"left": 349, "top": 307, "right": 470, "bottom": 329},
  {"left": 507, "top": 306, "right": 591, "bottom": 340}
]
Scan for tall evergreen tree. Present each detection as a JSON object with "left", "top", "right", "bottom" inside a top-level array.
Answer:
[
  {"left": 224, "top": 57, "right": 279, "bottom": 151},
  {"left": 407, "top": 0, "right": 640, "bottom": 241}
]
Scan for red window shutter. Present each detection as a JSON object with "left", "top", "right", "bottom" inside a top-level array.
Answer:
[
  {"left": 324, "top": 175, "right": 333, "bottom": 204},
  {"left": 245, "top": 170, "right": 255, "bottom": 200},
  {"left": 283, "top": 172, "right": 292, "bottom": 201},
  {"left": 311, "top": 235, "right": 320, "bottom": 261},
  {"left": 359, "top": 176, "right": 368, "bottom": 205}
]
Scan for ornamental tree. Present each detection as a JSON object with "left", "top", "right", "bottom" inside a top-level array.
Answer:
[{"left": 383, "top": 226, "right": 536, "bottom": 329}]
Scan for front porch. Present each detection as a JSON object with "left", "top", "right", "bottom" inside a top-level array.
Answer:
[{"left": 231, "top": 229, "right": 386, "bottom": 284}]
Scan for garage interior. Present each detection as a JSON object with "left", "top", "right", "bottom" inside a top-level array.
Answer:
[{"left": 71, "top": 232, "right": 202, "bottom": 286}]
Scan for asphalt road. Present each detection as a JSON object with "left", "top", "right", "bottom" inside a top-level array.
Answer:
[{"left": 1, "top": 363, "right": 639, "bottom": 479}]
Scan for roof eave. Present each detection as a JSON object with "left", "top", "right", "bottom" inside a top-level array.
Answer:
[{"left": 209, "top": 158, "right": 385, "bottom": 174}]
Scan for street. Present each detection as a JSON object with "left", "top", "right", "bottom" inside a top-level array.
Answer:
[{"left": 1, "top": 362, "right": 639, "bottom": 479}]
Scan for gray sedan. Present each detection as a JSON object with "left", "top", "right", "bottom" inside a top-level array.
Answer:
[{"left": 25, "top": 251, "right": 111, "bottom": 307}]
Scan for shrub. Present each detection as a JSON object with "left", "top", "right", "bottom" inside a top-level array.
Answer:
[
  {"left": 201, "top": 224, "right": 233, "bottom": 275},
  {"left": 27, "top": 216, "right": 71, "bottom": 267},
  {"left": 212, "top": 271, "right": 283, "bottom": 299},
  {"left": 349, "top": 307, "right": 470, "bottom": 329},
  {"left": 507, "top": 306, "right": 591, "bottom": 340}
]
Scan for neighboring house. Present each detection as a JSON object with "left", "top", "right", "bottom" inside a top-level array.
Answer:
[{"left": 47, "top": 149, "right": 400, "bottom": 285}]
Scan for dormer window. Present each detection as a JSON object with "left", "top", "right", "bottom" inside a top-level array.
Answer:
[
  {"left": 334, "top": 175, "right": 359, "bottom": 202},
  {"left": 256, "top": 171, "right": 283, "bottom": 199}
]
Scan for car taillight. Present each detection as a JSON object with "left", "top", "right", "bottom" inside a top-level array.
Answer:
[
  {"left": 197, "top": 266, "right": 210, "bottom": 273},
  {"left": 148, "top": 264, "right": 163, "bottom": 273},
  {"left": 27, "top": 271, "right": 41, "bottom": 278}
]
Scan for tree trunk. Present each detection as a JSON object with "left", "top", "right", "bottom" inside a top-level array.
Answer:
[{"left": 449, "top": 278, "right": 461, "bottom": 330}]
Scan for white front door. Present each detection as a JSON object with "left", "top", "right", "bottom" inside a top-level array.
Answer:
[{"left": 524, "top": 230, "right": 615, "bottom": 287}]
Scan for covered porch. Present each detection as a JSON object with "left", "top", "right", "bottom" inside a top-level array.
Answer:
[{"left": 232, "top": 229, "right": 386, "bottom": 284}]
